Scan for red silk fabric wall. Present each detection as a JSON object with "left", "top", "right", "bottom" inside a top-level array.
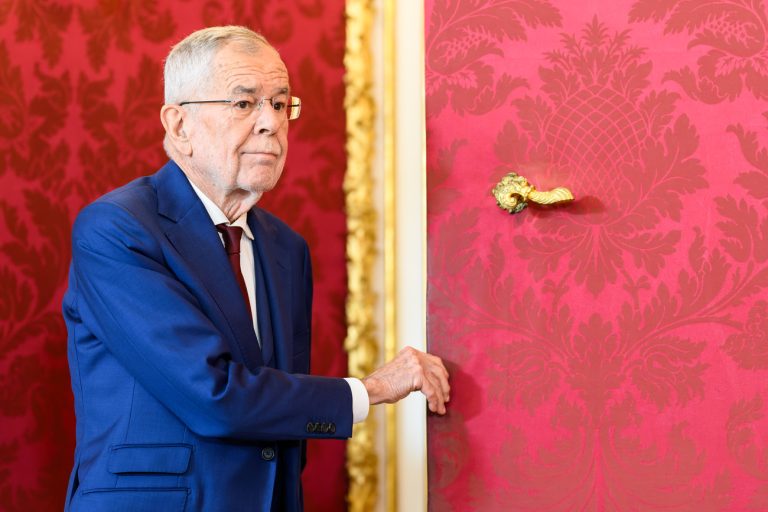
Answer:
[
  {"left": 0, "top": 2, "right": 347, "bottom": 511},
  {"left": 426, "top": 1, "right": 768, "bottom": 510}
]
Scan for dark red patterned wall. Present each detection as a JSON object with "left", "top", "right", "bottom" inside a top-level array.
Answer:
[
  {"left": 0, "top": 1, "right": 347, "bottom": 511},
  {"left": 426, "top": 0, "right": 768, "bottom": 510}
]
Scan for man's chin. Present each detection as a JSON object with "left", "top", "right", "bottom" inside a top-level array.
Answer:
[{"left": 239, "top": 173, "right": 282, "bottom": 196}]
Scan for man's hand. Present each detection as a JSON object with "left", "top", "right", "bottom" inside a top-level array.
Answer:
[{"left": 362, "top": 346, "right": 450, "bottom": 414}]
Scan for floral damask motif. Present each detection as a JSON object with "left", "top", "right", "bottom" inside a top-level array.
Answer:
[
  {"left": 76, "top": 55, "right": 167, "bottom": 203},
  {"left": 290, "top": 55, "right": 345, "bottom": 178},
  {"left": 0, "top": 42, "right": 71, "bottom": 184},
  {"left": 0, "top": 354, "right": 74, "bottom": 511},
  {"left": 427, "top": 3, "right": 768, "bottom": 510},
  {"left": 724, "top": 301, "right": 768, "bottom": 369},
  {"left": 0, "top": 0, "right": 72, "bottom": 66},
  {"left": 79, "top": 0, "right": 176, "bottom": 70},
  {"left": 497, "top": 19, "right": 708, "bottom": 294},
  {"left": 427, "top": 410, "right": 471, "bottom": 512},
  {"left": 0, "top": 190, "right": 71, "bottom": 338},
  {"left": 630, "top": 0, "right": 768, "bottom": 103},
  {"left": 728, "top": 115, "right": 768, "bottom": 206},
  {"left": 715, "top": 193, "right": 768, "bottom": 265},
  {"left": 475, "top": 399, "right": 731, "bottom": 511},
  {"left": 0, "top": 188, "right": 75, "bottom": 511},
  {"left": 0, "top": 21, "right": 75, "bottom": 510},
  {"left": 295, "top": 0, "right": 325, "bottom": 18},
  {"left": 716, "top": 121, "right": 768, "bottom": 369},
  {"left": 426, "top": 139, "right": 468, "bottom": 219},
  {"left": 202, "top": 0, "right": 294, "bottom": 44},
  {"left": 482, "top": 250, "right": 709, "bottom": 418},
  {"left": 0, "top": 42, "right": 23, "bottom": 177},
  {"left": 426, "top": 0, "right": 562, "bottom": 116},
  {"left": 429, "top": 214, "right": 730, "bottom": 417},
  {"left": 727, "top": 394, "right": 768, "bottom": 509},
  {"left": 426, "top": 201, "right": 767, "bottom": 508}
]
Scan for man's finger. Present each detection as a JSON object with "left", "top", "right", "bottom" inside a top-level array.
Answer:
[
  {"left": 421, "top": 371, "right": 446, "bottom": 414},
  {"left": 428, "top": 364, "right": 451, "bottom": 400}
]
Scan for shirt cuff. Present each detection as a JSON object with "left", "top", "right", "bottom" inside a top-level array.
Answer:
[{"left": 344, "top": 377, "right": 370, "bottom": 424}]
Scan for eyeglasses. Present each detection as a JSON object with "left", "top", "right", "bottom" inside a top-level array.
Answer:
[{"left": 179, "top": 96, "right": 302, "bottom": 121}]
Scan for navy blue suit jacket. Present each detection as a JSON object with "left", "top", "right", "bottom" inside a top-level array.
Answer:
[{"left": 63, "top": 161, "right": 352, "bottom": 511}]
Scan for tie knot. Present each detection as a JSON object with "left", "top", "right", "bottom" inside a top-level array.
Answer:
[{"left": 216, "top": 224, "right": 243, "bottom": 255}]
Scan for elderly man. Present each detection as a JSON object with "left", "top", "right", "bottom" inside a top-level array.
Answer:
[{"left": 62, "top": 26, "right": 449, "bottom": 511}]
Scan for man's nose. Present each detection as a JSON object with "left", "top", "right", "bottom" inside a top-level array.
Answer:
[{"left": 253, "top": 105, "right": 283, "bottom": 135}]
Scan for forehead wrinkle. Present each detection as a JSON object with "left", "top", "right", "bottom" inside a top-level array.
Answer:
[{"left": 221, "top": 68, "right": 290, "bottom": 96}]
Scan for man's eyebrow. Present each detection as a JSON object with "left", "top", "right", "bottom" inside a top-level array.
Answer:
[
  {"left": 231, "top": 85, "right": 258, "bottom": 95},
  {"left": 230, "top": 85, "right": 290, "bottom": 96}
]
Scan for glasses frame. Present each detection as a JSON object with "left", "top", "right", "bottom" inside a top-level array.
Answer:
[{"left": 178, "top": 96, "right": 302, "bottom": 121}]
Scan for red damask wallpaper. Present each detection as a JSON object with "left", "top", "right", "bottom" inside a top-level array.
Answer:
[
  {"left": 426, "top": 1, "right": 768, "bottom": 510},
  {"left": 0, "top": 1, "right": 348, "bottom": 511}
]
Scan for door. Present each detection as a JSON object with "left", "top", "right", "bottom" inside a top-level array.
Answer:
[{"left": 426, "top": 1, "right": 768, "bottom": 510}]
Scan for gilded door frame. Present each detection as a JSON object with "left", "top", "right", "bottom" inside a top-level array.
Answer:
[{"left": 346, "top": 1, "right": 427, "bottom": 510}]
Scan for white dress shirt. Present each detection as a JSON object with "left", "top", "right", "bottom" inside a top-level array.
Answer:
[{"left": 187, "top": 179, "right": 369, "bottom": 424}]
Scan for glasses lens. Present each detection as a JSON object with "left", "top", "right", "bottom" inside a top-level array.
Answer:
[{"left": 288, "top": 97, "right": 301, "bottom": 121}]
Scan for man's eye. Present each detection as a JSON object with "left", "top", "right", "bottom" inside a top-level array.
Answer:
[
  {"left": 234, "top": 100, "right": 253, "bottom": 110},
  {"left": 272, "top": 101, "right": 286, "bottom": 112}
]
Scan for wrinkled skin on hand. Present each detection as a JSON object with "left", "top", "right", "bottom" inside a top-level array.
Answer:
[{"left": 362, "top": 346, "right": 451, "bottom": 414}]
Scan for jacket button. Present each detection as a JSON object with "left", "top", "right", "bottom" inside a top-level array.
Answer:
[
  {"left": 306, "top": 422, "right": 316, "bottom": 433},
  {"left": 261, "top": 447, "right": 275, "bottom": 461}
]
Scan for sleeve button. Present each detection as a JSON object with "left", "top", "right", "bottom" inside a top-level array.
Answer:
[{"left": 261, "top": 447, "right": 275, "bottom": 461}]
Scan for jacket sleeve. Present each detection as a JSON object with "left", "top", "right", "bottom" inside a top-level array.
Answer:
[{"left": 69, "top": 200, "right": 353, "bottom": 441}]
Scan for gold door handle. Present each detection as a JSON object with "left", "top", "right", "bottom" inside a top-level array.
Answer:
[{"left": 492, "top": 172, "right": 574, "bottom": 214}]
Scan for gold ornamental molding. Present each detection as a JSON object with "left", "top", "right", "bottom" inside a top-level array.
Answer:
[
  {"left": 344, "top": 0, "right": 379, "bottom": 511},
  {"left": 382, "top": 0, "right": 398, "bottom": 510}
]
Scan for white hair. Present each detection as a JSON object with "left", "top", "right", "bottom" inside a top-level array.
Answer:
[{"left": 163, "top": 26, "right": 272, "bottom": 104}]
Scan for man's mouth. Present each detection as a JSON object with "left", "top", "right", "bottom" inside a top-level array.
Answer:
[{"left": 243, "top": 150, "right": 278, "bottom": 157}]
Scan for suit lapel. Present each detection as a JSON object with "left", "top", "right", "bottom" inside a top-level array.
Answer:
[
  {"left": 154, "top": 161, "right": 263, "bottom": 371},
  {"left": 248, "top": 210, "right": 292, "bottom": 371}
]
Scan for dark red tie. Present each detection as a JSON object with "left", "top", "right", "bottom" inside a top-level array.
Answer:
[{"left": 216, "top": 224, "right": 252, "bottom": 318}]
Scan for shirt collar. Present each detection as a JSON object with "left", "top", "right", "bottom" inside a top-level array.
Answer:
[{"left": 186, "top": 178, "right": 254, "bottom": 240}]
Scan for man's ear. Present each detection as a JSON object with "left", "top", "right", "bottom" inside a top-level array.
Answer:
[{"left": 160, "top": 104, "right": 192, "bottom": 156}]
